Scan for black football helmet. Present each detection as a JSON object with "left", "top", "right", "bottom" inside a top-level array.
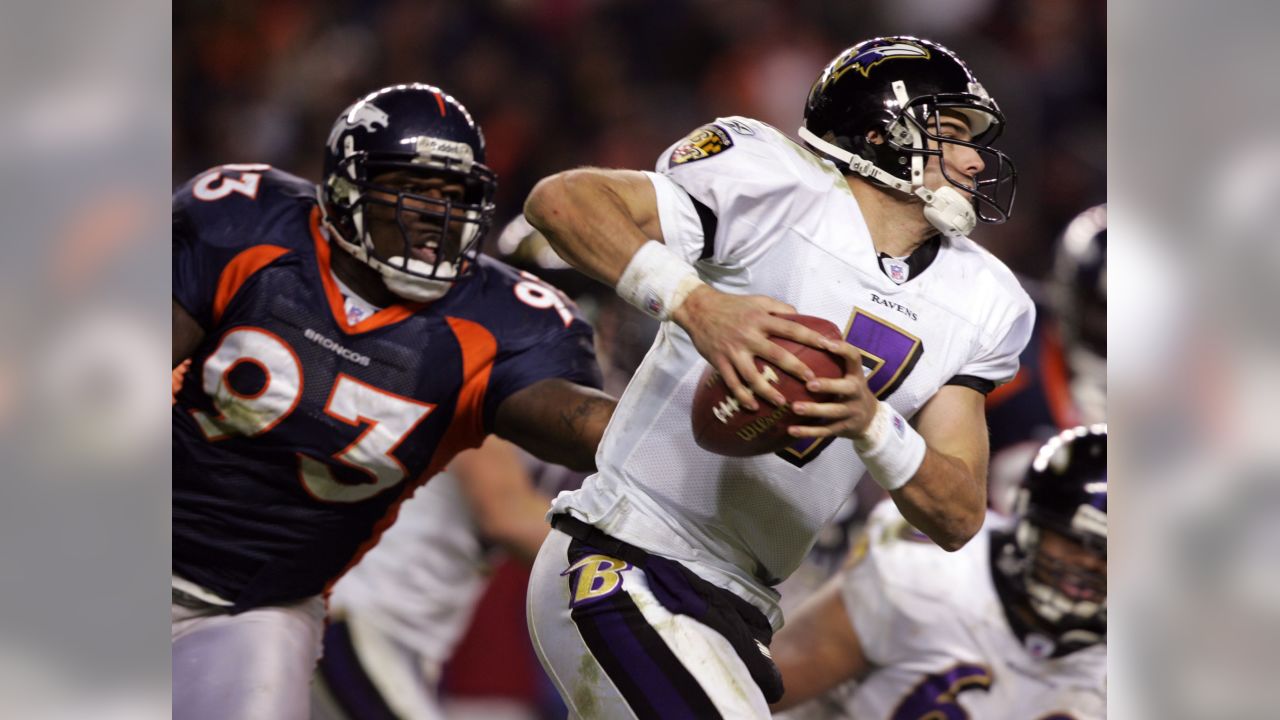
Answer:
[
  {"left": 1051, "top": 205, "right": 1107, "bottom": 422},
  {"left": 320, "top": 83, "right": 497, "bottom": 302},
  {"left": 995, "top": 424, "right": 1107, "bottom": 652},
  {"left": 800, "top": 36, "right": 1016, "bottom": 238},
  {"left": 1052, "top": 204, "right": 1107, "bottom": 359}
]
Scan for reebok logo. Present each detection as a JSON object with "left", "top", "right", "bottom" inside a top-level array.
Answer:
[{"left": 304, "top": 328, "right": 371, "bottom": 367}]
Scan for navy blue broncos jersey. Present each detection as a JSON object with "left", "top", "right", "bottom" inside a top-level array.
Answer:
[
  {"left": 985, "top": 301, "right": 1079, "bottom": 453},
  {"left": 172, "top": 164, "right": 601, "bottom": 611}
]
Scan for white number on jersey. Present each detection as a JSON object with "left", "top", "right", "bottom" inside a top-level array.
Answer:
[
  {"left": 299, "top": 374, "right": 435, "bottom": 503},
  {"left": 193, "top": 327, "right": 302, "bottom": 440},
  {"left": 186, "top": 325, "right": 435, "bottom": 503},
  {"left": 514, "top": 271, "right": 575, "bottom": 327},
  {"left": 192, "top": 163, "right": 272, "bottom": 201},
  {"left": 779, "top": 307, "right": 924, "bottom": 467}
]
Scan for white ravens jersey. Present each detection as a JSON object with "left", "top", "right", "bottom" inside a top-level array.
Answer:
[
  {"left": 548, "top": 117, "right": 1034, "bottom": 628},
  {"left": 797, "top": 501, "right": 1106, "bottom": 719},
  {"left": 328, "top": 471, "right": 489, "bottom": 665}
]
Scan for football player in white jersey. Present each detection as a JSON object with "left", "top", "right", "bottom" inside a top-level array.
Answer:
[
  {"left": 523, "top": 36, "right": 1033, "bottom": 718},
  {"left": 771, "top": 424, "right": 1107, "bottom": 719}
]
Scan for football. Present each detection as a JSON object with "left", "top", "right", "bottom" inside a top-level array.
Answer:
[{"left": 691, "top": 314, "right": 849, "bottom": 457}]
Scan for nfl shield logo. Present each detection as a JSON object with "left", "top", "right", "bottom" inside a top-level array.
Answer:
[{"left": 882, "top": 257, "right": 910, "bottom": 284}]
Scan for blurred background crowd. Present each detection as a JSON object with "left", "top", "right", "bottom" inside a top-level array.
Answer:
[{"left": 175, "top": 0, "right": 1105, "bottom": 279}]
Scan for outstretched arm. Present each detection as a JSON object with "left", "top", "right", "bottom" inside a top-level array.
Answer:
[
  {"left": 525, "top": 169, "right": 832, "bottom": 411},
  {"left": 493, "top": 378, "right": 616, "bottom": 472}
]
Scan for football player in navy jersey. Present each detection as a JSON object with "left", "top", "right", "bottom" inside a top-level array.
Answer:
[
  {"left": 171, "top": 83, "right": 615, "bottom": 720},
  {"left": 985, "top": 205, "right": 1106, "bottom": 512}
]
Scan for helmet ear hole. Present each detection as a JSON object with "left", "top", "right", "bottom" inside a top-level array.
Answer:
[
  {"left": 834, "top": 134, "right": 877, "bottom": 165},
  {"left": 886, "top": 118, "right": 915, "bottom": 147}
]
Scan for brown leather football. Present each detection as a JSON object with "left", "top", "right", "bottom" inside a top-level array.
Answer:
[{"left": 691, "top": 314, "right": 848, "bottom": 457}]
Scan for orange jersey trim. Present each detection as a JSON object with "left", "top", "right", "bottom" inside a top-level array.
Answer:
[
  {"left": 420, "top": 316, "right": 497, "bottom": 478},
  {"left": 211, "top": 244, "right": 292, "bottom": 325},
  {"left": 308, "top": 206, "right": 425, "bottom": 334},
  {"left": 323, "top": 315, "right": 497, "bottom": 598},
  {"left": 1040, "top": 324, "right": 1080, "bottom": 429},
  {"left": 985, "top": 364, "right": 1029, "bottom": 410},
  {"left": 172, "top": 358, "right": 192, "bottom": 404}
]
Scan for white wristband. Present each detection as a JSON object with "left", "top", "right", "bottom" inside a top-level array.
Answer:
[
  {"left": 853, "top": 401, "right": 926, "bottom": 492},
  {"left": 615, "top": 241, "right": 706, "bottom": 320}
]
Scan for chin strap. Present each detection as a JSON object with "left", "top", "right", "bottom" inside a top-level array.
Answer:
[{"left": 798, "top": 125, "right": 914, "bottom": 194}]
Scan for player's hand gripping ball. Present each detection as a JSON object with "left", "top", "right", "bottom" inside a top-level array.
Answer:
[{"left": 691, "top": 314, "right": 848, "bottom": 456}]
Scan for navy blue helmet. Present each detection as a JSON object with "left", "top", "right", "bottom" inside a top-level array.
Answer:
[
  {"left": 320, "top": 83, "right": 497, "bottom": 301},
  {"left": 800, "top": 36, "right": 1016, "bottom": 236},
  {"left": 1053, "top": 204, "right": 1107, "bottom": 359},
  {"left": 996, "top": 424, "right": 1108, "bottom": 650}
]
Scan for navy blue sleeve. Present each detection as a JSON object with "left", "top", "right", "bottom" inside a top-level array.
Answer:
[
  {"left": 172, "top": 166, "right": 312, "bottom": 329},
  {"left": 172, "top": 182, "right": 228, "bottom": 329},
  {"left": 482, "top": 320, "right": 603, "bottom": 432}
]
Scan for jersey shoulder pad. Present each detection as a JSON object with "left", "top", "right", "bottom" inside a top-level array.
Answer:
[
  {"left": 657, "top": 116, "right": 843, "bottom": 193},
  {"left": 652, "top": 117, "right": 843, "bottom": 266},
  {"left": 945, "top": 235, "right": 1035, "bottom": 318},
  {"left": 451, "top": 256, "right": 592, "bottom": 349},
  {"left": 174, "top": 165, "right": 319, "bottom": 255}
]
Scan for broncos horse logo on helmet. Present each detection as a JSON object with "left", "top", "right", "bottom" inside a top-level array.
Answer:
[
  {"left": 325, "top": 103, "right": 390, "bottom": 154},
  {"left": 799, "top": 36, "right": 1017, "bottom": 239},
  {"left": 320, "top": 83, "right": 498, "bottom": 302}
]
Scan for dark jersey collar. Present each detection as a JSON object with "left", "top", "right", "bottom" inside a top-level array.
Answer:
[{"left": 876, "top": 234, "right": 941, "bottom": 285}]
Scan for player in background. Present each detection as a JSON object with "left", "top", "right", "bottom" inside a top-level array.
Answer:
[
  {"left": 171, "top": 84, "right": 614, "bottom": 720},
  {"left": 771, "top": 424, "right": 1107, "bottom": 719},
  {"left": 523, "top": 36, "right": 1033, "bottom": 717},
  {"left": 312, "top": 436, "right": 575, "bottom": 720},
  {"left": 986, "top": 205, "right": 1106, "bottom": 511},
  {"left": 313, "top": 287, "right": 653, "bottom": 720}
]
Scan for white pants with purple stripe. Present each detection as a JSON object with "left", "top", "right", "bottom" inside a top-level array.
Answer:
[{"left": 527, "top": 528, "right": 771, "bottom": 719}]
